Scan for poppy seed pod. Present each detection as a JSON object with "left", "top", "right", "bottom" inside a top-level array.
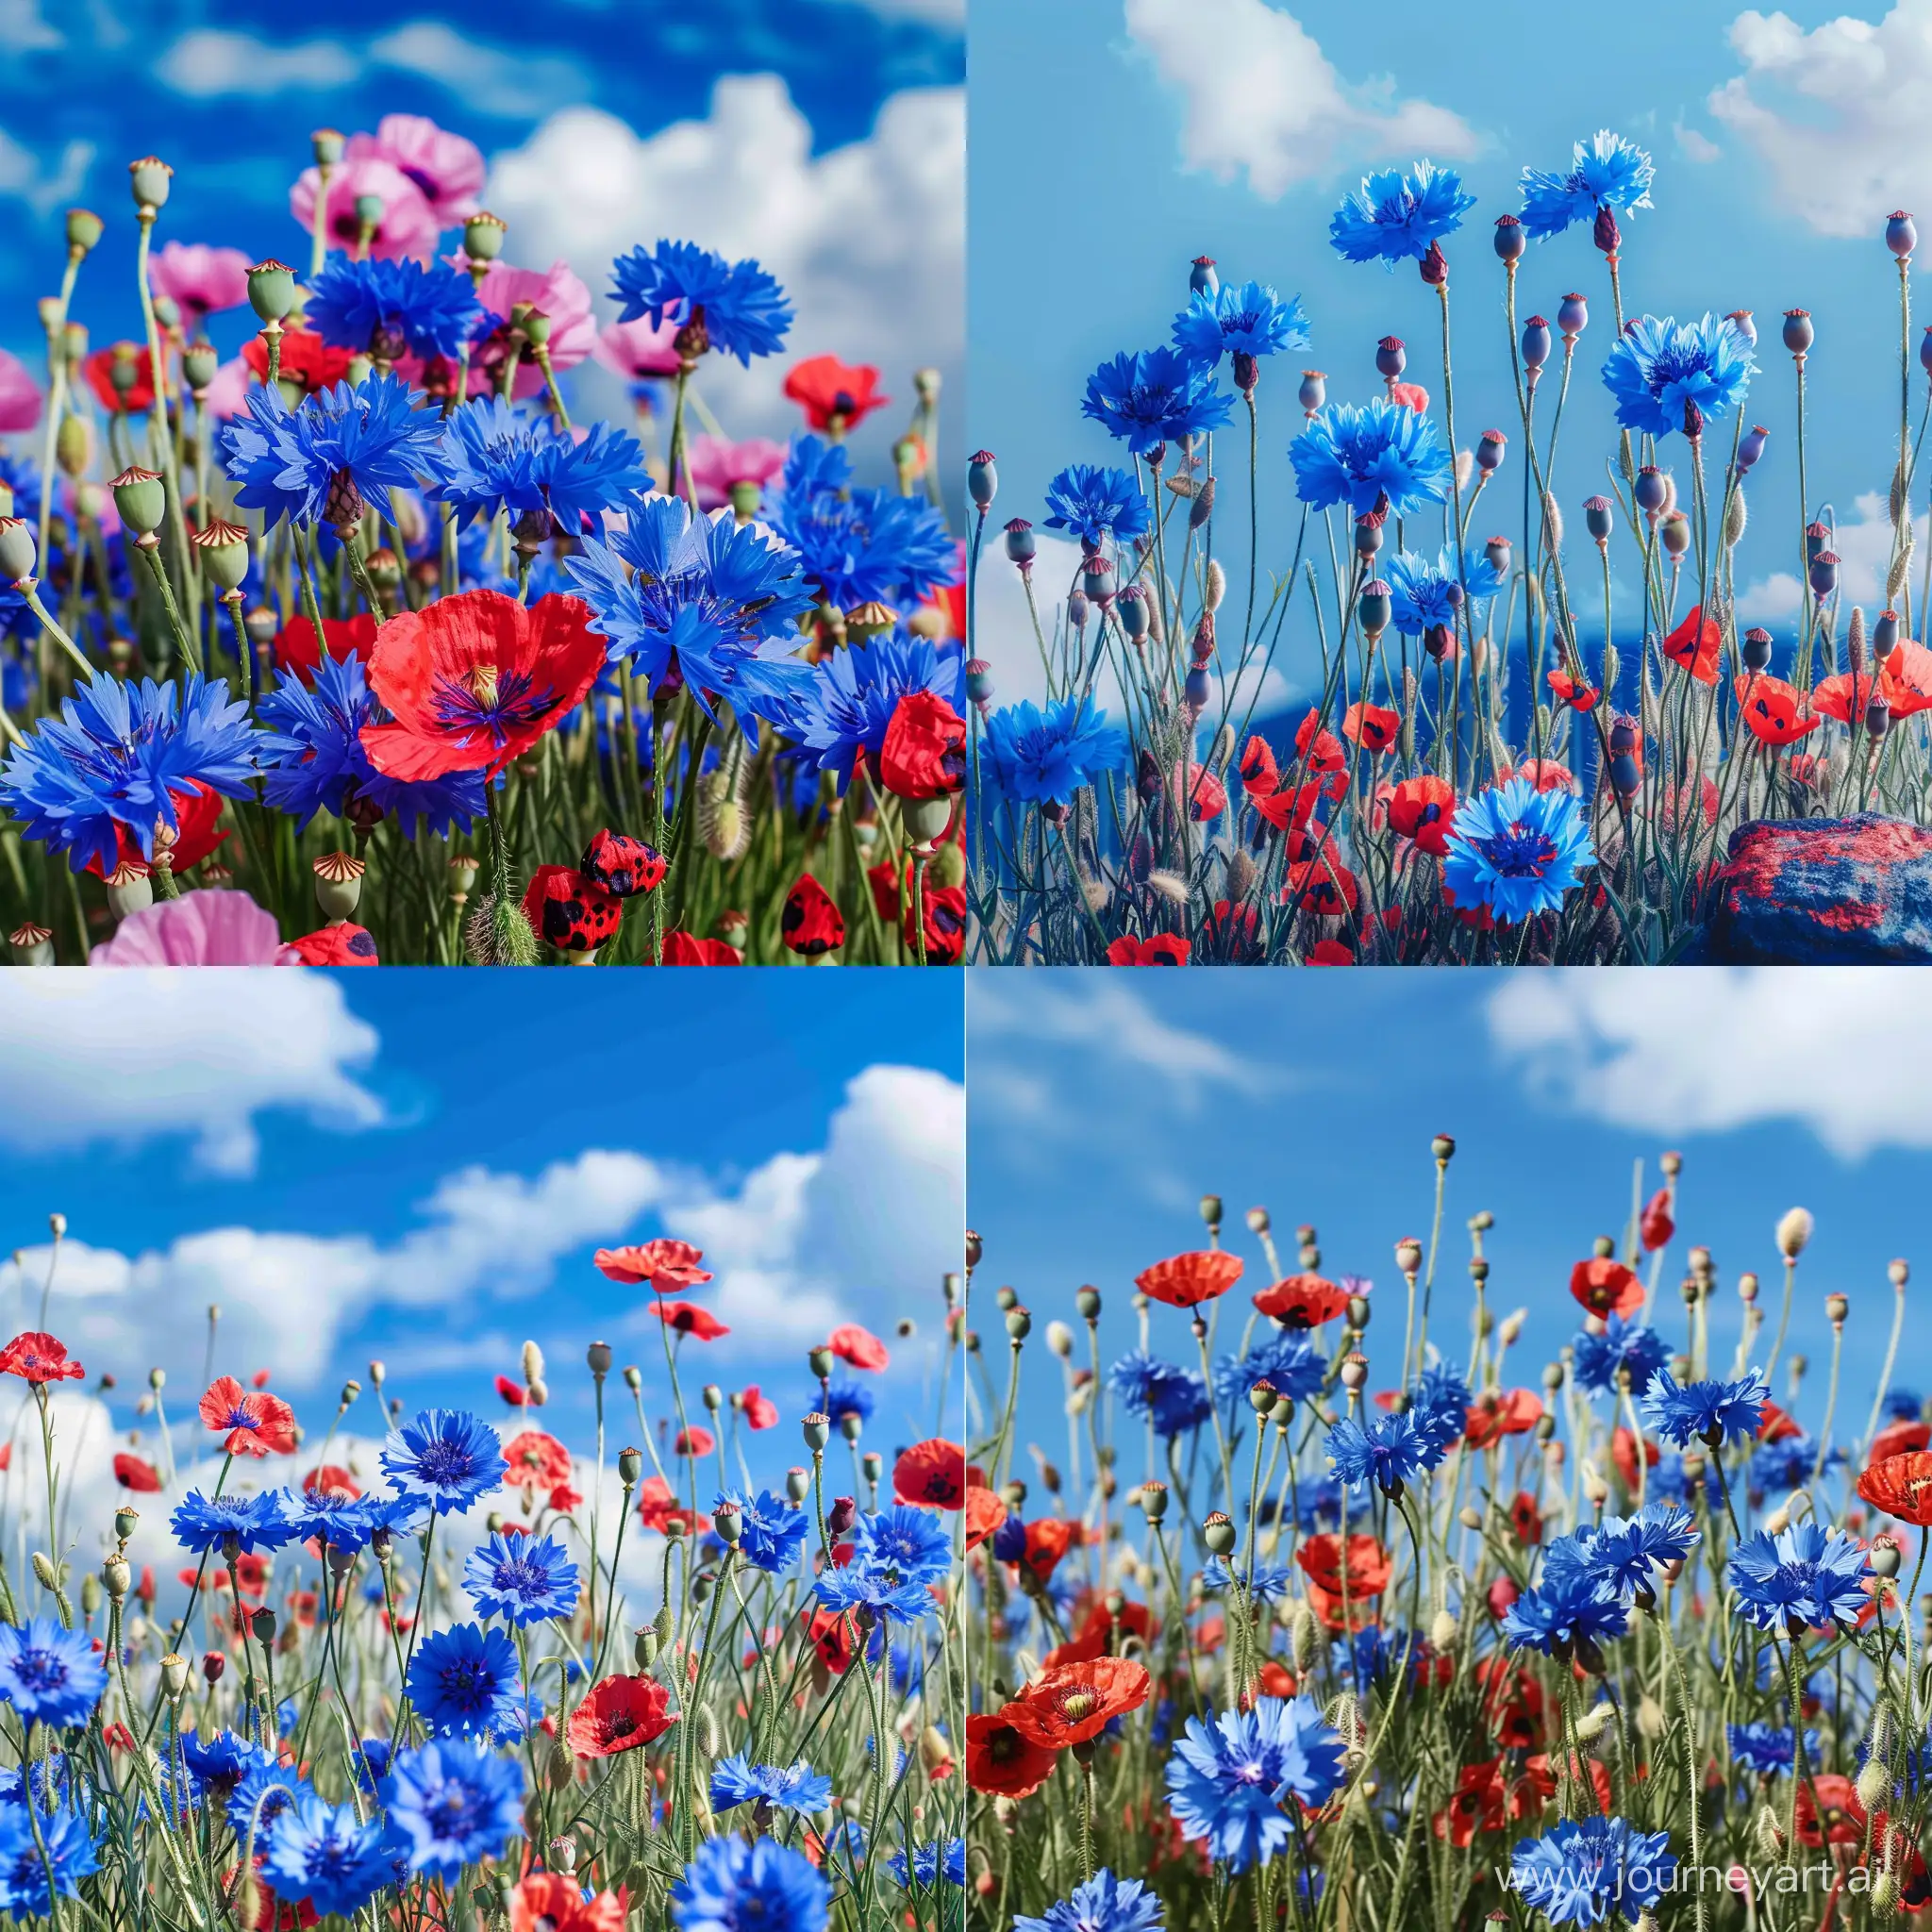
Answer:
[
  {"left": 1357, "top": 576, "right": 1389, "bottom": 634},
  {"left": 1808, "top": 551, "right": 1840, "bottom": 597},
  {"left": 967, "top": 450, "right": 997, "bottom": 509},
  {"left": 1484, "top": 536, "right": 1511, "bottom": 575},
  {"left": 1493, "top": 214, "right": 1525, "bottom": 261},
  {"left": 801, "top": 1412, "right": 830, "bottom": 1450},
  {"left": 1776, "top": 1208, "right": 1814, "bottom": 1258},
  {"left": 1202, "top": 1511, "right": 1237, "bottom": 1555},
  {"left": 963, "top": 658, "right": 994, "bottom": 708},
  {"left": 128, "top": 157, "right": 173, "bottom": 210},
  {"left": 1876, "top": 609, "right": 1900, "bottom": 659},
  {"left": 1890, "top": 210, "right": 1918, "bottom": 258},
  {"left": 1298, "top": 369, "right": 1326, "bottom": 414},
  {"left": 1741, "top": 626, "right": 1774, "bottom": 672},
  {"left": 1782, "top": 308, "right": 1814, "bottom": 357},
  {"left": 1184, "top": 666, "right": 1210, "bottom": 708},
  {"left": 1557, "top": 292, "right": 1588, "bottom": 338},
  {"left": 1067, "top": 589, "right": 1089, "bottom": 631},
  {"left": 0, "top": 517, "right": 36, "bottom": 583},
  {"left": 1081, "top": 556, "right": 1114, "bottom": 606},
  {"left": 1727, "top": 308, "right": 1757, "bottom": 347},
  {"left": 1138, "top": 1479, "right": 1168, "bottom": 1522},
  {"left": 1118, "top": 583, "right": 1149, "bottom": 641},
  {"left": 1190, "top": 255, "right": 1218, "bottom": 296},
  {"left": 111, "top": 467, "right": 167, "bottom": 537},
  {"left": 1592, "top": 204, "right": 1622, "bottom": 258},
  {"left": 1003, "top": 517, "right": 1035, "bottom": 567},
  {"left": 1868, "top": 696, "right": 1891, "bottom": 739},
  {"left": 1634, "top": 466, "right": 1668, "bottom": 514},
  {"left": 1737, "top": 424, "right": 1770, "bottom": 473},
  {"left": 1375, "top": 336, "right": 1406, "bottom": 381},
  {"left": 192, "top": 518, "right": 252, "bottom": 592},
  {"left": 1199, "top": 1193, "right": 1223, "bottom": 1231},
  {"left": 247, "top": 259, "right": 298, "bottom": 324},
  {"left": 1583, "top": 496, "right": 1613, "bottom": 541},
  {"left": 1609, "top": 753, "right": 1640, "bottom": 798},
  {"left": 1006, "top": 1306, "right": 1031, "bottom": 1342},
  {"left": 1354, "top": 512, "right": 1384, "bottom": 559},
  {"left": 1659, "top": 511, "right": 1690, "bottom": 558},
  {"left": 1476, "top": 428, "right": 1507, "bottom": 473},
  {"left": 1520, "top": 316, "right": 1551, "bottom": 371}
]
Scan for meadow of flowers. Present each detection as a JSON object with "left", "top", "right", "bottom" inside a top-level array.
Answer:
[
  {"left": 965, "top": 1144, "right": 1932, "bottom": 1929},
  {"left": 0, "top": 116, "right": 967, "bottom": 967},
  {"left": 964, "top": 131, "right": 1932, "bottom": 963},
  {"left": 0, "top": 1229, "right": 965, "bottom": 1928}
]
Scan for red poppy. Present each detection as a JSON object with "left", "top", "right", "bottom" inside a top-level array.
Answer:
[
  {"left": 1294, "top": 708, "right": 1346, "bottom": 775},
  {"left": 904, "top": 883, "right": 965, "bottom": 965},
  {"left": 1662, "top": 605, "right": 1723, "bottom": 684},
  {"left": 879, "top": 691, "right": 966, "bottom": 799},
  {"left": 964, "top": 1483, "right": 1008, "bottom": 1550},
  {"left": 1812, "top": 665, "right": 1882, "bottom": 724},
  {"left": 1881, "top": 639, "right": 1932, "bottom": 717},
  {"left": 1514, "top": 758, "right": 1577, "bottom": 793},
  {"left": 521, "top": 865, "right": 622, "bottom": 953},
  {"left": 493, "top": 1374, "right": 528, "bottom": 1408},
  {"left": 1474, "top": 1657, "right": 1546, "bottom": 1750},
  {"left": 1734, "top": 673, "right": 1820, "bottom": 746},
  {"left": 827, "top": 1324, "right": 889, "bottom": 1371},
  {"left": 1002, "top": 1657, "right": 1151, "bottom": 1748},
  {"left": 1284, "top": 857, "right": 1358, "bottom": 917},
  {"left": 1252, "top": 1272, "right": 1352, "bottom": 1326},
  {"left": 1043, "top": 1596, "right": 1157, "bottom": 1670},
  {"left": 1546, "top": 668, "right": 1599, "bottom": 712},
  {"left": 1757, "top": 1400, "right": 1803, "bottom": 1443},
  {"left": 1135, "top": 1250, "right": 1243, "bottom": 1308},
  {"left": 636, "top": 1476, "right": 690, "bottom": 1536},
  {"left": 1640, "top": 1186, "right": 1674, "bottom": 1252},
  {"left": 199, "top": 1376, "right": 297, "bottom": 1457},
  {"left": 595, "top": 1241, "right": 710, "bottom": 1290},
  {"left": 739, "top": 1385, "right": 778, "bottom": 1429},
  {"left": 645, "top": 1300, "right": 729, "bottom": 1341},
  {"left": 660, "top": 930, "right": 743, "bottom": 964},
  {"left": 113, "top": 1453, "right": 163, "bottom": 1492},
  {"left": 86, "top": 781, "right": 231, "bottom": 880},
  {"left": 508, "top": 1873, "right": 626, "bottom": 1932},
  {"left": 274, "top": 613, "right": 378, "bottom": 686},
  {"left": 1296, "top": 1532, "right": 1392, "bottom": 1598},
  {"left": 0, "top": 1332, "right": 83, "bottom": 1383},
  {"left": 1463, "top": 1389, "right": 1542, "bottom": 1449},
  {"left": 304, "top": 1463, "right": 360, "bottom": 1497},
  {"left": 781, "top": 874, "right": 845, "bottom": 957},
  {"left": 1307, "top": 938, "right": 1355, "bottom": 964},
  {"left": 285, "top": 924, "right": 380, "bottom": 966},
  {"left": 806, "top": 1606, "right": 857, "bottom": 1674},
  {"left": 580, "top": 829, "right": 665, "bottom": 898},
  {"left": 1508, "top": 1491, "right": 1543, "bottom": 1546},
  {"left": 566, "top": 1674, "right": 676, "bottom": 1757},
  {"left": 965, "top": 1712, "right": 1059, "bottom": 1799},
  {"left": 1169, "top": 761, "right": 1225, "bottom": 823},
  {"left": 1857, "top": 1452, "right": 1932, "bottom": 1527},
  {"left": 1107, "top": 933, "right": 1189, "bottom": 965},
  {"left": 894, "top": 1439, "right": 967, "bottom": 1508},
  {"left": 242, "top": 328, "right": 356, "bottom": 395},
  {"left": 502, "top": 1429, "right": 572, "bottom": 1491},
  {"left": 1387, "top": 775, "right": 1457, "bottom": 857},
  {"left": 84, "top": 343, "right": 158, "bottom": 414},
  {"left": 674, "top": 1425, "right": 715, "bottom": 1457},
  {"left": 1569, "top": 1257, "right": 1643, "bottom": 1319},
  {"left": 1250, "top": 776, "right": 1333, "bottom": 838},
  {"left": 1017, "top": 1517, "right": 1077, "bottom": 1585},
  {"left": 361, "top": 591, "right": 606, "bottom": 781},
  {"left": 1796, "top": 1774, "right": 1867, "bottom": 1847},
  {"left": 1342, "top": 701, "right": 1400, "bottom": 753},
  {"left": 782, "top": 355, "right": 891, "bottom": 432},
  {"left": 1238, "top": 736, "right": 1279, "bottom": 793},
  {"left": 1872, "top": 1417, "right": 1931, "bottom": 1462}
]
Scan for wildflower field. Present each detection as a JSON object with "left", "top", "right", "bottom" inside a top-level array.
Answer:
[
  {"left": 965, "top": 1142, "right": 1932, "bottom": 1929},
  {"left": 0, "top": 1231, "right": 965, "bottom": 1929},
  {"left": 0, "top": 115, "right": 967, "bottom": 967},
  {"left": 963, "top": 129, "right": 1932, "bottom": 964}
]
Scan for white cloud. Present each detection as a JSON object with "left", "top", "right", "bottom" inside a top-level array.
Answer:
[
  {"left": 1736, "top": 491, "right": 1921, "bottom": 623},
  {"left": 850, "top": 0, "right": 963, "bottom": 20},
  {"left": 0, "top": 974, "right": 383, "bottom": 1178},
  {"left": 1674, "top": 121, "right": 1722, "bottom": 163},
  {"left": 1709, "top": 4, "right": 1932, "bottom": 237},
  {"left": 0, "top": 130, "right": 93, "bottom": 218},
  {"left": 1124, "top": 0, "right": 1478, "bottom": 200},
  {"left": 1489, "top": 968, "right": 1932, "bottom": 1158},
  {"left": 484, "top": 75, "right": 962, "bottom": 441},
  {"left": 0, "top": 0, "right": 61, "bottom": 51},
  {"left": 368, "top": 23, "right": 587, "bottom": 120},
  {"left": 154, "top": 28, "right": 361, "bottom": 96}
]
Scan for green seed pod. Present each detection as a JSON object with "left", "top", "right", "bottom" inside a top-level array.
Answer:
[
  {"left": 65, "top": 208, "right": 103, "bottom": 257},
  {"left": 128, "top": 156, "right": 174, "bottom": 210},
  {"left": 110, "top": 466, "right": 167, "bottom": 536},
  {"left": 248, "top": 260, "right": 298, "bottom": 324}
]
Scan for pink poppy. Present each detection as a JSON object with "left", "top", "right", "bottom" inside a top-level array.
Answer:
[
  {"left": 0, "top": 348, "right": 41, "bottom": 435},
  {"left": 457, "top": 258, "right": 595, "bottom": 400},
  {"left": 347, "top": 114, "right": 485, "bottom": 226},
  {"left": 148, "top": 242, "right": 252, "bottom": 327},
  {"left": 687, "top": 435, "right": 786, "bottom": 510},
  {"left": 90, "top": 891, "right": 291, "bottom": 966},
  {"left": 593, "top": 317, "right": 682, "bottom": 381},
  {"left": 291, "top": 155, "right": 440, "bottom": 262}
]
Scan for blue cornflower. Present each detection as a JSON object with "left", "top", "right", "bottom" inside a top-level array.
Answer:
[
  {"left": 1015, "top": 1870, "right": 1166, "bottom": 1932},
  {"left": 1441, "top": 777, "right": 1593, "bottom": 924},
  {"left": 891, "top": 1838, "right": 965, "bottom": 1889},
  {"left": 431, "top": 396, "right": 648, "bottom": 533},
  {"left": 282, "top": 1488, "right": 389, "bottom": 1556},
  {"left": 1646, "top": 1453, "right": 1693, "bottom": 1504},
  {"left": 464, "top": 1532, "right": 580, "bottom": 1626},
  {"left": 380, "top": 1409, "right": 503, "bottom": 1516},
  {"left": 671, "top": 1833, "right": 830, "bottom": 1932},
  {"left": 849, "top": 1505, "right": 953, "bottom": 1588},
  {"left": 218, "top": 374, "right": 442, "bottom": 529},
  {"left": 170, "top": 1489, "right": 294, "bottom": 1556},
  {"left": 181, "top": 1728, "right": 277, "bottom": 1798},
  {"left": 815, "top": 1558, "right": 934, "bottom": 1626},
  {"left": 258, "top": 652, "right": 486, "bottom": 839},
  {"left": 305, "top": 255, "right": 483, "bottom": 361},
  {"left": 824, "top": 1376, "right": 875, "bottom": 1428},
  {"left": 779, "top": 433, "right": 852, "bottom": 500},
  {"left": 709, "top": 1755, "right": 832, "bottom": 1817},
  {"left": 404, "top": 1623, "right": 525, "bottom": 1739},
  {"left": 1728, "top": 1523, "right": 1871, "bottom": 1634},
  {"left": 1165, "top": 1696, "right": 1344, "bottom": 1874},
  {"left": 265, "top": 1794, "right": 394, "bottom": 1920},
  {"left": 786, "top": 631, "right": 963, "bottom": 789},
  {"left": 1329, "top": 162, "right": 1476, "bottom": 267},
  {"left": 1503, "top": 1541, "right": 1630, "bottom": 1657},
  {"left": 768, "top": 482, "right": 957, "bottom": 611},
  {"left": 1750, "top": 1434, "right": 1840, "bottom": 1491},
  {"left": 1, "top": 673, "right": 260, "bottom": 874},
  {"left": 1386, "top": 545, "right": 1507, "bottom": 635},
  {"left": 1213, "top": 1333, "right": 1325, "bottom": 1412},
  {"left": 1508, "top": 1816, "right": 1676, "bottom": 1926},
  {"left": 1886, "top": 1390, "right": 1924, "bottom": 1422},
  {"left": 1042, "top": 464, "right": 1152, "bottom": 547},
  {"left": 1520, "top": 132, "right": 1657, "bottom": 242},
  {"left": 1407, "top": 1363, "right": 1473, "bottom": 1459},
  {"left": 1108, "top": 1351, "right": 1214, "bottom": 1440},
  {"left": 1729, "top": 1723, "right": 1814, "bottom": 1778},
  {"left": 985, "top": 696, "right": 1126, "bottom": 807},
  {"left": 1200, "top": 1558, "right": 1295, "bottom": 1603},
  {"left": 1572, "top": 1315, "right": 1671, "bottom": 1398},
  {"left": 1327, "top": 1412, "right": 1431, "bottom": 1494},
  {"left": 1602, "top": 313, "right": 1755, "bottom": 440},
  {"left": 381, "top": 1740, "right": 524, "bottom": 1881},
  {"left": 1582, "top": 1504, "right": 1699, "bottom": 1596},
  {"left": 610, "top": 240, "right": 792, "bottom": 366},
  {"left": 716, "top": 1491, "right": 808, "bottom": 1575},
  {"left": 1082, "top": 347, "right": 1233, "bottom": 454},
  {"left": 0, "top": 1620, "right": 106, "bottom": 1730},
  {"left": 0, "top": 1751, "right": 75, "bottom": 1809},
  {"left": 1289, "top": 399, "right": 1453, "bottom": 519},
  {"left": 0, "top": 1806, "right": 100, "bottom": 1917},
  {"left": 1172, "top": 281, "right": 1309, "bottom": 367},
  {"left": 1641, "top": 1368, "right": 1768, "bottom": 1449},
  {"left": 230, "top": 1761, "right": 309, "bottom": 1848}
]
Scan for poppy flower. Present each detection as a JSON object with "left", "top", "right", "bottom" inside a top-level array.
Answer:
[
  {"left": 523, "top": 865, "right": 623, "bottom": 955},
  {"left": 1294, "top": 708, "right": 1346, "bottom": 776},
  {"left": 490, "top": 1374, "right": 529, "bottom": 1411},
  {"left": 782, "top": 355, "right": 890, "bottom": 432},
  {"left": 0, "top": 1332, "right": 84, "bottom": 1383},
  {"left": 675, "top": 1426, "right": 715, "bottom": 1457},
  {"left": 84, "top": 343, "right": 158, "bottom": 414},
  {"left": 738, "top": 1386, "right": 778, "bottom": 1429},
  {"left": 1857, "top": 1451, "right": 1932, "bottom": 1527},
  {"left": 113, "top": 1454, "right": 163, "bottom": 1492},
  {"left": 1756, "top": 1400, "right": 1803, "bottom": 1444},
  {"left": 361, "top": 591, "right": 606, "bottom": 782},
  {"left": 274, "top": 613, "right": 378, "bottom": 686},
  {"left": 1387, "top": 775, "right": 1457, "bottom": 857},
  {"left": 1545, "top": 667, "right": 1599, "bottom": 712},
  {"left": 1107, "top": 933, "right": 1190, "bottom": 965},
  {"left": 646, "top": 1300, "right": 730, "bottom": 1341},
  {"left": 1342, "top": 701, "right": 1400, "bottom": 752},
  {"left": 199, "top": 1375, "right": 298, "bottom": 1457},
  {"left": 1872, "top": 1417, "right": 1931, "bottom": 1463},
  {"left": 782, "top": 874, "right": 845, "bottom": 958},
  {"left": 1044, "top": 1597, "right": 1157, "bottom": 1671},
  {"left": 80, "top": 780, "right": 231, "bottom": 882},
  {"left": 1734, "top": 673, "right": 1820, "bottom": 746},
  {"left": 1194, "top": 897, "right": 1265, "bottom": 962},
  {"left": 1252, "top": 1272, "right": 1352, "bottom": 1327},
  {"left": 805, "top": 1607, "right": 857, "bottom": 1674},
  {"left": 580, "top": 829, "right": 665, "bottom": 897},
  {"left": 965, "top": 1713, "right": 1059, "bottom": 1800},
  {"left": 1238, "top": 735, "right": 1279, "bottom": 793},
  {"left": 304, "top": 1463, "right": 360, "bottom": 1497},
  {"left": 879, "top": 691, "right": 966, "bottom": 800},
  {"left": 1795, "top": 1774, "right": 1867, "bottom": 1847},
  {"left": 1390, "top": 380, "right": 1430, "bottom": 411},
  {"left": 1514, "top": 758, "right": 1577, "bottom": 793},
  {"left": 1569, "top": 1257, "right": 1643, "bottom": 1319},
  {"left": 1661, "top": 605, "right": 1723, "bottom": 684},
  {"left": 1171, "top": 762, "right": 1226, "bottom": 822},
  {"left": 1307, "top": 938, "right": 1355, "bottom": 964},
  {"left": 904, "top": 883, "right": 965, "bottom": 965},
  {"left": 502, "top": 1429, "right": 573, "bottom": 1491},
  {"left": 1640, "top": 1187, "right": 1674, "bottom": 1252},
  {"left": 1296, "top": 1532, "right": 1392, "bottom": 1598},
  {"left": 636, "top": 1476, "right": 690, "bottom": 1536},
  {"left": 566, "top": 1674, "right": 676, "bottom": 1757},
  {"left": 1284, "top": 856, "right": 1358, "bottom": 917},
  {"left": 661, "top": 929, "right": 743, "bottom": 964},
  {"left": 826, "top": 1324, "right": 889, "bottom": 1371},
  {"left": 1881, "top": 639, "right": 1932, "bottom": 717},
  {"left": 1508, "top": 1490, "right": 1543, "bottom": 1546},
  {"left": 594, "top": 1240, "right": 710, "bottom": 1290},
  {"left": 508, "top": 1874, "right": 626, "bottom": 1932},
  {"left": 891, "top": 1439, "right": 966, "bottom": 1510},
  {"left": 1463, "top": 1389, "right": 1542, "bottom": 1449},
  {"left": 1002, "top": 1656, "right": 1151, "bottom": 1749},
  {"left": 1016, "top": 1517, "right": 1078, "bottom": 1585},
  {"left": 965, "top": 1483, "right": 1008, "bottom": 1551},
  {"left": 1812, "top": 665, "right": 1882, "bottom": 724},
  {"left": 1135, "top": 1250, "right": 1243, "bottom": 1308},
  {"left": 1251, "top": 775, "right": 1333, "bottom": 835},
  {"left": 285, "top": 923, "right": 380, "bottom": 967},
  {"left": 242, "top": 328, "right": 356, "bottom": 395}
]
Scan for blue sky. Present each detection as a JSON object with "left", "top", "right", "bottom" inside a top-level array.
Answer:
[
  {"left": 969, "top": 969, "right": 1932, "bottom": 1455},
  {"left": 969, "top": 0, "right": 1932, "bottom": 714}
]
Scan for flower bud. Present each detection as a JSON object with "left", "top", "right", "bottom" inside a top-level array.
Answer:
[
  {"left": 1202, "top": 1511, "right": 1237, "bottom": 1555},
  {"left": 1777, "top": 1208, "right": 1814, "bottom": 1259},
  {"left": 128, "top": 157, "right": 174, "bottom": 210}
]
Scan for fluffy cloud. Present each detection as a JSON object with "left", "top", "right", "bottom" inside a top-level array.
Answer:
[
  {"left": 0, "top": 129, "right": 94, "bottom": 218},
  {"left": 1124, "top": 0, "right": 1478, "bottom": 200},
  {"left": 0, "top": 974, "right": 383, "bottom": 1177},
  {"left": 154, "top": 28, "right": 362, "bottom": 95},
  {"left": 1489, "top": 968, "right": 1932, "bottom": 1158},
  {"left": 1709, "top": 4, "right": 1932, "bottom": 237},
  {"left": 1735, "top": 491, "right": 1921, "bottom": 623},
  {"left": 483, "top": 75, "right": 962, "bottom": 443}
]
